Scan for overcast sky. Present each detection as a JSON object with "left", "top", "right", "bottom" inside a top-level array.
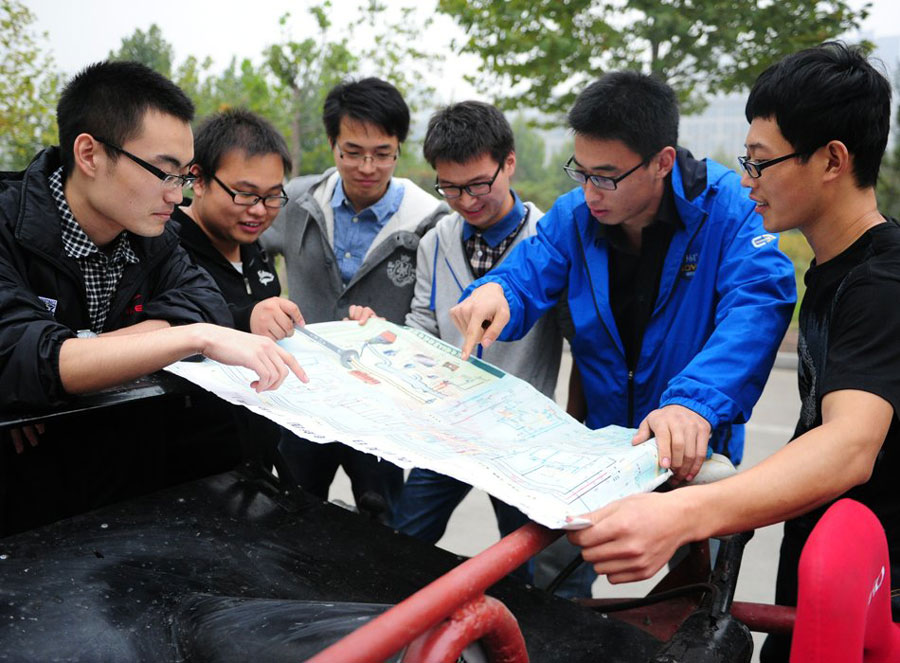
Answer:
[{"left": 24, "top": 0, "right": 900, "bottom": 103}]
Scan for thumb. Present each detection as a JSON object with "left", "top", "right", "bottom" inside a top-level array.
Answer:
[
  {"left": 284, "top": 300, "right": 304, "bottom": 326},
  {"left": 632, "top": 418, "right": 652, "bottom": 445}
]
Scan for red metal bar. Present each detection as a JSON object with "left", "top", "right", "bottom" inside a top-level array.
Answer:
[
  {"left": 307, "top": 523, "right": 561, "bottom": 663},
  {"left": 402, "top": 594, "right": 528, "bottom": 663},
  {"left": 730, "top": 601, "right": 795, "bottom": 635}
]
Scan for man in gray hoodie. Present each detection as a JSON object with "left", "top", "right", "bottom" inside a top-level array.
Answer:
[
  {"left": 394, "top": 102, "right": 566, "bottom": 579},
  {"left": 262, "top": 78, "right": 447, "bottom": 522}
]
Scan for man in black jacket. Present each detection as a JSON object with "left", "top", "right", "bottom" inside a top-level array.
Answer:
[
  {"left": 173, "top": 109, "right": 303, "bottom": 338},
  {"left": 0, "top": 61, "right": 305, "bottom": 535},
  {"left": 173, "top": 109, "right": 305, "bottom": 467}
]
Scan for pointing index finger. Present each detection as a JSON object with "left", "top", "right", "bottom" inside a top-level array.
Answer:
[{"left": 461, "top": 317, "right": 487, "bottom": 360}]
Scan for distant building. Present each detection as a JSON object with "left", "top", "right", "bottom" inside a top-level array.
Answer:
[
  {"left": 679, "top": 94, "right": 748, "bottom": 164},
  {"left": 679, "top": 34, "right": 900, "bottom": 160}
]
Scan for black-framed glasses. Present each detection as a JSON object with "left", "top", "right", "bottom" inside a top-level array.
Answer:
[
  {"left": 434, "top": 162, "right": 503, "bottom": 199},
  {"left": 337, "top": 145, "right": 401, "bottom": 167},
  {"left": 737, "top": 153, "right": 800, "bottom": 179},
  {"left": 563, "top": 156, "right": 647, "bottom": 191},
  {"left": 212, "top": 175, "right": 288, "bottom": 209},
  {"left": 94, "top": 137, "right": 196, "bottom": 190}
]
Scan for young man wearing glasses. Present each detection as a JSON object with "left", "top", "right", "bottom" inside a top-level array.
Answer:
[
  {"left": 173, "top": 109, "right": 303, "bottom": 339},
  {"left": 555, "top": 45, "right": 900, "bottom": 661},
  {"left": 262, "top": 77, "right": 447, "bottom": 523},
  {"left": 453, "top": 72, "right": 795, "bottom": 496},
  {"left": 0, "top": 61, "right": 306, "bottom": 535},
  {"left": 393, "top": 100, "right": 564, "bottom": 564}
]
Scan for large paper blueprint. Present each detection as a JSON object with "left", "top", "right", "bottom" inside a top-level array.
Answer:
[{"left": 166, "top": 319, "right": 669, "bottom": 529}]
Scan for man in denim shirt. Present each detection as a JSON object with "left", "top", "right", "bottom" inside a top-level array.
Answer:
[{"left": 262, "top": 78, "right": 447, "bottom": 522}]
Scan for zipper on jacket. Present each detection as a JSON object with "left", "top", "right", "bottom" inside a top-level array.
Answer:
[
  {"left": 627, "top": 369, "right": 635, "bottom": 428},
  {"left": 625, "top": 211, "right": 707, "bottom": 428},
  {"left": 244, "top": 277, "right": 252, "bottom": 295}
]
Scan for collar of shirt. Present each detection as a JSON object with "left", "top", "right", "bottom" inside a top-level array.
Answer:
[
  {"left": 461, "top": 190, "right": 526, "bottom": 246},
  {"left": 594, "top": 175, "right": 681, "bottom": 254},
  {"left": 49, "top": 166, "right": 138, "bottom": 265},
  {"left": 331, "top": 176, "right": 404, "bottom": 228}
]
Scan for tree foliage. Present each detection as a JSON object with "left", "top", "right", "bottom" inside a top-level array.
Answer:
[
  {"left": 108, "top": 24, "right": 173, "bottom": 78},
  {"left": 0, "top": 0, "right": 62, "bottom": 169},
  {"left": 0, "top": 1, "right": 443, "bottom": 176},
  {"left": 437, "top": 0, "right": 869, "bottom": 116},
  {"left": 265, "top": 7, "right": 357, "bottom": 175},
  {"left": 509, "top": 115, "right": 574, "bottom": 211}
]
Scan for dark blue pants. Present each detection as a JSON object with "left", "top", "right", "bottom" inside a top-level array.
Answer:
[{"left": 393, "top": 467, "right": 528, "bottom": 543}]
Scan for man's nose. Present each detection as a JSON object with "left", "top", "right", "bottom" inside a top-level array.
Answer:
[
  {"left": 164, "top": 187, "right": 184, "bottom": 205},
  {"left": 583, "top": 181, "right": 605, "bottom": 203},
  {"left": 358, "top": 157, "right": 377, "bottom": 174}
]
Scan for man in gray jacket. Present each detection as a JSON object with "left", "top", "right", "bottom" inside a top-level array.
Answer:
[
  {"left": 262, "top": 78, "right": 446, "bottom": 521},
  {"left": 394, "top": 101, "right": 565, "bottom": 572}
]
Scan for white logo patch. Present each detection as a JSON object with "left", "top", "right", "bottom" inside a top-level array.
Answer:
[
  {"left": 868, "top": 566, "right": 885, "bottom": 606},
  {"left": 39, "top": 296, "right": 58, "bottom": 315},
  {"left": 386, "top": 254, "right": 416, "bottom": 287},
  {"left": 752, "top": 233, "right": 776, "bottom": 248},
  {"left": 257, "top": 269, "right": 275, "bottom": 286}
]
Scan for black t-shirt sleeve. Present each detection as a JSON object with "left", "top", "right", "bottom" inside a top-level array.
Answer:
[{"left": 820, "top": 270, "right": 900, "bottom": 416}]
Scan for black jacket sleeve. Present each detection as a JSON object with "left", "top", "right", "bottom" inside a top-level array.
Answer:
[
  {"left": 0, "top": 235, "right": 75, "bottom": 410},
  {"left": 137, "top": 240, "right": 233, "bottom": 328}
]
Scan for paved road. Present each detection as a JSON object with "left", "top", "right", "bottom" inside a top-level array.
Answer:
[{"left": 331, "top": 349, "right": 800, "bottom": 660}]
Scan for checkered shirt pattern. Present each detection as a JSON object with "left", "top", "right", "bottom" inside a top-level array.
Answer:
[
  {"left": 49, "top": 167, "right": 139, "bottom": 332},
  {"left": 463, "top": 214, "right": 528, "bottom": 279}
]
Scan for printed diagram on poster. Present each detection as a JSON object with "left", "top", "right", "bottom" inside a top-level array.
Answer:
[{"left": 167, "top": 319, "right": 669, "bottom": 529}]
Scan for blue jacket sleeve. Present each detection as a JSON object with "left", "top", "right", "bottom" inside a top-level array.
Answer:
[
  {"left": 659, "top": 202, "right": 796, "bottom": 430},
  {"left": 460, "top": 192, "right": 577, "bottom": 341}
]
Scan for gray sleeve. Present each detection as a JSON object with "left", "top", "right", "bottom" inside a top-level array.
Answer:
[
  {"left": 260, "top": 206, "right": 286, "bottom": 257},
  {"left": 261, "top": 175, "right": 319, "bottom": 256},
  {"left": 404, "top": 229, "right": 440, "bottom": 336}
]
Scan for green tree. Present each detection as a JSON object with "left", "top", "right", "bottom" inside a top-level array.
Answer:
[
  {"left": 505, "top": 115, "right": 575, "bottom": 211},
  {"left": 438, "top": 0, "right": 868, "bottom": 116},
  {"left": 107, "top": 24, "right": 173, "bottom": 78},
  {"left": 265, "top": 6, "right": 357, "bottom": 175},
  {"left": 0, "top": 0, "right": 62, "bottom": 169},
  {"left": 266, "top": 1, "right": 443, "bottom": 175},
  {"left": 510, "top": 114, "right": 548, "bottom": 183},
  {"left": 105, "top": 3, "right": 443, "bottom": 176}
]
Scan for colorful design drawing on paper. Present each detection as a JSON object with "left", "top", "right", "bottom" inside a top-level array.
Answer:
[{"left": 166, "top": 319, "right": 669, "bottom": 529}]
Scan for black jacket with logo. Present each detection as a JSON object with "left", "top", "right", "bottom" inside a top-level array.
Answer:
[
  {"left": 0, "top": 148, "right": 231, "bottom": 410},
  {"left": 171, "top": 206, "right": 281, "bottom": 332}
]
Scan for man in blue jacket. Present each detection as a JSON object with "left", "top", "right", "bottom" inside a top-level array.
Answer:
[{"left": 452, "top": 71, "right": 795, "bottom": 482}]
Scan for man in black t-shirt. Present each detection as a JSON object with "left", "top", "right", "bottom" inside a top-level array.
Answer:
[{"left": 565, "top": 42, "right": 899, "bottom": 662}]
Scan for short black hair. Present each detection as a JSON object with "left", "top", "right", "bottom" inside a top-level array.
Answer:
[
  {"left": 56, "top": 60, "right": 194, "bottom": 177},
  {"left": 192, "top": 109, "right": 292, "bottom": 181},
  {"left": 422, "top": 101, "right": 515, "bottom": 168},
  {"left": 567, "top": 71, "right": 679, "bottom": 161},
  {"left": 322, "top": 77, "right": 410, "bottom": 145},
  {"left": 745, "top": 41, "right": 891, "bottom": 189}
]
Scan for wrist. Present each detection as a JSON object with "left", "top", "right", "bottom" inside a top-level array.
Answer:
[
  {"left": 180, "top": 323, "right": 211, "bottom": 358},
  {"left": 672, "top": 484, "right": 719, "bottom": 542}
]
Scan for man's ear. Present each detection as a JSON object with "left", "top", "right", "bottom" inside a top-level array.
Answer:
[
  {"left": 822, "top": 140, "right": 851, "bottom": 182},
  {"left": 71, "top": 133, "right": 103, "bottom": 179},
  {"left": 189, "top": 164, "right": 207, "bottom": 196},
  {"left": 504, "top": 150, "right": 517, "bottom": 179},
  {"left": 655, "top": 146, "right": 676, "bottom": 179}
]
